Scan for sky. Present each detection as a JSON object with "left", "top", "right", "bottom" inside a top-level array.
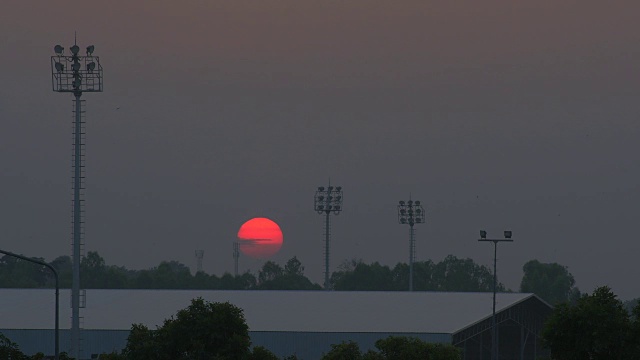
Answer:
[{"left": 1, "top": 1, "right": 639, "bottom": 299}]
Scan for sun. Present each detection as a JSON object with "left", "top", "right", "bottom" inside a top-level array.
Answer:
[{"left": 237, "top": 217, "right": 283, "bottom": 259}]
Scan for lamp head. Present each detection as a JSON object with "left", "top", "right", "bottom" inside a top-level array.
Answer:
[
  {"left": 54, "top": 45, "right": 64, "bottom": 54},
  {"left": 504, "top": 230, "right": 512, "bottom": 239},
  {"left": 70, "top": 45, "right": 80, "bottom": 55},
  {"left": 480, "top": 230, "right": 487, "bottom": 239},
  {"left": 86, "top": 45, "right": 95, "bottom": 55}
]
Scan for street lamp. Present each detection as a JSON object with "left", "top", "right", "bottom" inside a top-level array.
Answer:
[
  {"left": 51, "top": 39, "right": 103, "bottom": 360},
  {"left": 397, "top": 199, "right": 425, "bottom": 291},
  {"left": 0, "top": 249, "right": 59, "bottom": 360},
  {"left": 478, "top": 230, "right": 513, "bottom": 360},
  {"left": 314, "top": 183, "right": 343, "bottom": 290}
]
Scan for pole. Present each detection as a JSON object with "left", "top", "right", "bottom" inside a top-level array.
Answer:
[
  {"left": 71, "top": 91, "right": 83, "bottom": 360},
  {"left": 324, "top": 211, "right": 330, "bottom": 290},
  {"left": 492, "top": 241, "right": 497, "bottom": 360},
  {"left": 409, "top": 225, "right": 414, "bottom": 292},
  {"left": 0, "top": 249, "right": 59, "bottom": 360},
  {"left": 478, "top": 233, "right": 512, "bottom": 360}
]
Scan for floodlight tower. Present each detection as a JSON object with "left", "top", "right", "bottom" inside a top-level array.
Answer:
[
  {"left": 314, "top": 184, "right": 343, "bottom": 290},
  {"left": 51, "top": 40, "right": 103, "bottom": 360},
  {"left": 233, "top": 241, "right": 240, "bottom": 276},
  {"left": 478, "top": 230, "right": 513, "bottom": 360},
  {"left": 195, "top": 250, "right": 204, "bottom": 273},
  {"left": 397, "top": 199, "right": 425, "bottom": 291}
]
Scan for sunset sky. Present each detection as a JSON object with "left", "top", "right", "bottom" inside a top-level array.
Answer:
[{"left": 1, "top": 1, "right": 639, "bottom": 298}]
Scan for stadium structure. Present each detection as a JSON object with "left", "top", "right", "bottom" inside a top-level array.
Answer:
[{"left": 0, "top": 289, "right": 552, "bottom": 359}]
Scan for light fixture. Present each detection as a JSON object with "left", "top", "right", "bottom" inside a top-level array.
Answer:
[
  {"left": 71, "top": 63, "right": 81, "bottom": 72},
  {"left": 86, "top": 62, "right": 96, "bottom": 72},
  {"left": 480, "top": 230, "right": 487, "bottom": 239},
  {"left": 55, "top": 62, "right": 64, "bottom": 72},
  {"left": 54, "top": 45, "right": 64, "bottom": 54},
  {"left": 86, "top": 45, "right": 95, "bottom": 55},
  {"left": 504, "top": 230, "right": 512, "bottom": 239},
  {"left": 397, "top": 197, "right": 426, "bottom": 292},
  {"left": 70, "top": 45, "right": 80, "bottom": 55}
]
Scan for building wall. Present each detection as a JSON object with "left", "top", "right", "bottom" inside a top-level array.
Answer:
[{"left": 2, "top": 329, "right": 451, "bottom": 360}]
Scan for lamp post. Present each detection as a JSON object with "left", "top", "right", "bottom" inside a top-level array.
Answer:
[
  {"left": 314, "top": 184, "right": 343, "bottom": 290},
  {"left": 478, "top": 230, "right": 513, "bottom": 360},
  {"left": 397, "top": 199, "right": 425, "bottom": 291},
  {"left": 51, "top": 40, "right": 103, "bottom": 360},
  {"left": 0, "top": 249, "right": 59, "bottom": 360}
]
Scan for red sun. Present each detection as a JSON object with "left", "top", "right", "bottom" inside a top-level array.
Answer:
[{"left": 237, "top": 217, "right": 283, "bottom": 259}]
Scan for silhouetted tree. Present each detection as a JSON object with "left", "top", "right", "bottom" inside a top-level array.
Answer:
[
  {"left": 543, "top": 286, "right": 631, "bottom": 360},
  {"left": 123, "top": 298, "right": 250, "bottom": 360},
  {"left": 520, "top": 259, "right": 580, "bottom": 305}
]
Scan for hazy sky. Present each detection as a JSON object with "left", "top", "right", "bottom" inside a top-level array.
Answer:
[{"left": 1, "top": 1, "right": 639, "bottom": 298}]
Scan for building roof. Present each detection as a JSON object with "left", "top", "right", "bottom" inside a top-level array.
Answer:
[{"left": 0, "top": 289, "right": 539, "bottom": 334}]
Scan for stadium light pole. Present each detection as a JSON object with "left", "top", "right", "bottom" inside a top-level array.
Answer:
[
  {"left": 314, "top": 183, "right": 343, "bottom": 290},
  {"left": 0, "top": 249, "right": 59, "bottom": 360},
  {"left": 51, "top": 40, "right": 103, "bottom": 360},
  {"left": 478, "top": 230, "right": 513, "bottom": 360},
  {"left": 397, "top": 199, "right": 425, "bottom": 291}
]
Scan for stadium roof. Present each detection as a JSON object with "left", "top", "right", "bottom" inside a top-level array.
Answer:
[{"left": 0, "top": 289, "right": 541, "bottom": 334}]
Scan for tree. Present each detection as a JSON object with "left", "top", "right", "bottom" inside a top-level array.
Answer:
[
  {"left": 258, "top": 261, "right": 284, "bottom": 284},
  {"left": 432, "top": 255, "right": 499, "bottom": 292},
  {"left": 374, "top": 337, "right": 460, "bottom": 360},
  {"left": 321, "top": 337, "right": 461, "bottom": 360},
  {"left": 331, "top": 260, "right": 394, "bottom": 291},
  {"left": 0, "top": 332, "right": 27, "bottom": 360},
  {"left": 520, "top": 260, "right": 580, "bottom": 305},
  {"left": 542, "top": 286, "right": 630, "bottom": 360},
  {"left": 284, "top": 256, "right": 304, "bottom": 276},
  {"left": 122, "top": 298, "right": 250, "bottom": 360},
  {"left": 248, "top": 346, "right": 279, "bottom": 360},
  {"left": 322, "top": 341, "right": 363, "bottom": 360}
]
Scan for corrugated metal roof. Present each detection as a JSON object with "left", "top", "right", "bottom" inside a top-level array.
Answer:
[{"left": 0, "top": 289, "right": 533, "bottom": 334}]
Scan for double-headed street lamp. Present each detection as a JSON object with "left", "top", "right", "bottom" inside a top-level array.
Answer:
[
  {"left": 314, "top": 184, "right": 343, "bottom": 290},
  {"left": 478, "top": 230, "right": 513, "bottom": 360},
  {"left": 398, "top": 199, "right": 425, "bottom": 291}
]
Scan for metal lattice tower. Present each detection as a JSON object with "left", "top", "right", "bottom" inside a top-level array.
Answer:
[
  {"left": 233, "top": 242, "right": 240, "bottom": 276},
  {"left": 397, "top": 198, "right": 425, "bottom": 291},
  {"left": 51, "top": 40, "right": 103, "bottom": 360},
  {"left": 314, "top": 183, "right": 343, "bottom": 290},
  {"left": 195, "top": 250, "right": 204, "bottom": 273}
]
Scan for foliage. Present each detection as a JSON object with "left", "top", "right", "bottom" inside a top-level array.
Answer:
[
  {"left": 321, "top": 337, "right": 461, "bottom": 360},
  {"left": 255, "top": 257, "right": 322, "bottom": 290},
  {"left": 542, "top": 286, "right": 640, "bottom": 360},
  {"left": 322, "top": 341, "right": 363, "bottom": 360},
  {"left": 374, "top": 336, "right": 460, "bottom": 360},
  {"left": 331, "top": 255, "right": 503, "bottom": 292},
  {"left": 520, "top": 260, "right": 581, "bottom": 305},
  {"left": 122, "top": 298, "right": 250, "bottom": 360},
  {"left": 248, "top": 346, "right": 280, "bottom": 360},
  {"left": 0, "top": 332, "right": 28, "bottom": 360}
]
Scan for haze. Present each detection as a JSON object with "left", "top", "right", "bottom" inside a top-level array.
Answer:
[{"left": 1, "top": 1, "right": 639, "bottom": 298}]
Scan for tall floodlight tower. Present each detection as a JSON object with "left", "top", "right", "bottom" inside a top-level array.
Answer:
[
  {"left": 314, "top": 184, "right": 343, "bottom": 290},
  {"left": 233, "top": 241, "right": 240, "bottom": 276},
  {"left": 51, "top": 41, "right": 103, "bottom": 360},
  {"left": 195, "top": 250, "right": 204, "bottom": 273},
  {"left": 478, "top": 230, "right": 513, "bottom": 360},
  {"left": 397, "top": 199, "right": 425, "bottom": 291}
]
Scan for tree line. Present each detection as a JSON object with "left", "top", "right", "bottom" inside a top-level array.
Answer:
[
  {"left": 1, "top": 297, "right": 463, "bottom": 360},
  {"left": 0, "top": 251, "right": 587, "bottom": 305}
]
